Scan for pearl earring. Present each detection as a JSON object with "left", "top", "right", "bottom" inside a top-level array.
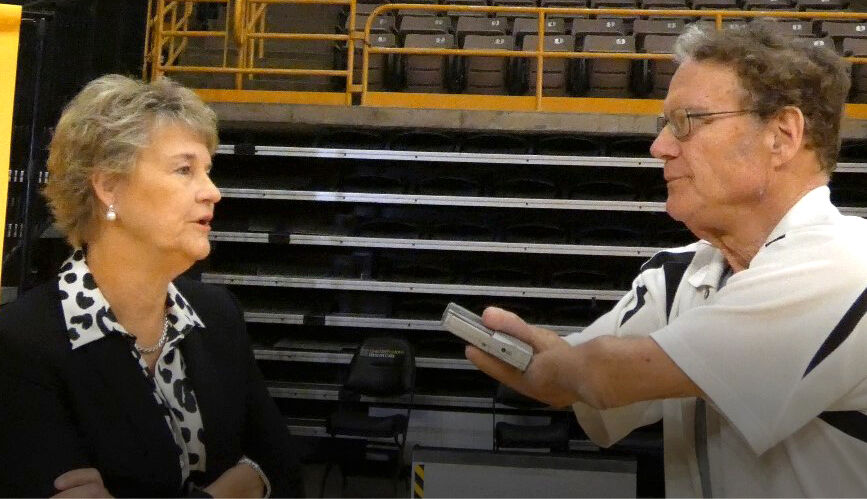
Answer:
[{"left": 106, "top": 204, "right": 117, "bottom": 222}]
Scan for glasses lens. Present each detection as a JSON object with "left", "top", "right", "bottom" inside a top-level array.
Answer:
[
  {"left": 670, "top": 109, "right": 689, "bottom": 138},
  {"left": 657, "top": 115, "right": 668, "bottom": 134}
]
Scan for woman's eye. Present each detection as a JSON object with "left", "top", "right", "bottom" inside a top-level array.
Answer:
[{"left": 176, "top": 165, "right": 192, "bottom": 175}]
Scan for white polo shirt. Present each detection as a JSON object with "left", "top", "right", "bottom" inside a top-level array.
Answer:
[{"left": 565, "top": 186, "right": 867, "bottom": 497}]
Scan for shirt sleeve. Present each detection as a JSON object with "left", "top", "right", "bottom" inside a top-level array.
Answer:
[
  {"left": 651, "top": 231, "right": 867, "bottom": 455},
  {"left": 563, "top": 255, "right": 675, "bottom": 447}
]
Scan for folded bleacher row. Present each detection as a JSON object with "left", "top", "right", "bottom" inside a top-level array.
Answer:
[{"left": 333, "top": 1, "right": 867, "bottom": 98}]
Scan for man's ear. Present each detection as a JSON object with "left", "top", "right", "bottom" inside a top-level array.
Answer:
[
  {"left": 91, "top": 169, "right": 121, "bottom": 209},
  {"left": 768, "top": 106, "right": 805, "bottom": 168}
]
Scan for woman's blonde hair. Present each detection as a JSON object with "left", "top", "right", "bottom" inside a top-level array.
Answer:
[{"left": 43, "top": 74, "right": 218, "bottom": 246}]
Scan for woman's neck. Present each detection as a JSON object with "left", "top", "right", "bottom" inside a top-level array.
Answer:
[{"left": 85, "top": 234, "right": 177, "bottom": 340}]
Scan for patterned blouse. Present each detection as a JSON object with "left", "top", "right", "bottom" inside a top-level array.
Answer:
[{"left": 58, "top": 248, "right": 207, "bottom": 490}]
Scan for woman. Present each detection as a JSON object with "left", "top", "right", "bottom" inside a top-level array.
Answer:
[{"left": 0, "top": 75, "right": 304, "bottom": 497}]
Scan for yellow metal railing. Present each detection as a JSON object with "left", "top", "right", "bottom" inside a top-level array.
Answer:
[
  {"left": 147, "top": 0, "right": 234, "bottom": 85},
  {"left": 361, "top": 5, "right": 867, "bottom": 110},
  {"left": 145, "top": 0, "right": 867, "bottom": 115}
]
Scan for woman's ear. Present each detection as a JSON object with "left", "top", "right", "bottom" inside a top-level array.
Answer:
[{"left": 91, "top": 169, "right": 120, "bottom": 209}]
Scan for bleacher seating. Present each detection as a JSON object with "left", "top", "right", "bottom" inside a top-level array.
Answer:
[
  {"left": 521, "top": 34, "right": 578, "bottom": 95},
  {"left": 462, "top": 34, "right": 518, "bottom": 94},
  {"left": 582, "top": 34, "right": 637, "bottom": 97},
  {"left": 401, "top": 33, "right": 456, "bottom": 92}
]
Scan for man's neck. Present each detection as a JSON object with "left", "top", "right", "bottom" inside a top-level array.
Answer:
[{"left": 693, "top": 178, "right": 827, "bottom": 272}]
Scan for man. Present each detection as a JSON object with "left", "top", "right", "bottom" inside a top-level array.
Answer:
[{"left": 467, "top": 22, "right": 867, "bottom": 496}]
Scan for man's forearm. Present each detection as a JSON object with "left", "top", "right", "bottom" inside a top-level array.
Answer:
[{"left": 567, "top": 335, "right": 703, "bottom": 410}]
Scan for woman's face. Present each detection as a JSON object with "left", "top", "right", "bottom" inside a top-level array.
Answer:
[{"left": 110, "top": 124, "right": 220, "bottom": 267}]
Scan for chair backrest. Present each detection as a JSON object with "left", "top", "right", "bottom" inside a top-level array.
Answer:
[{"left": 344, "top": 337, "right": 416, "bottom": 397}]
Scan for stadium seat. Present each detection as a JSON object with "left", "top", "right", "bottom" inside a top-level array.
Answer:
[
  {"left": 640, "top": 0, "right": 689, "bottom": 9},
  {"left": 590, "top": 0, "right": 638, "bottom": 7},
  {"left": 581, "top": 34, "right": 637, "bottom": 97},
  {"left": 397, "top": 0, "right": 440, "bottom": 17},
  {"left": 764, "top": 20, "right": 816, "bottom": 38},
  {"left": 632, "top": 18, "right": 685, "bottom": 36},
  {"left": 742, "top": 0, "right": 796, "bottom": 10},
  {"left": 399, "top": 34, "right": 456, "bottom": 93},
  {"left": 493, "top": 0, "right": 540, "bottom": 19},
  {"left": 516, "top": 17, "right": 567, "bottom": 35},
  {"left": 519, "top": 34, "right": 577, "bottom": 96},
  {"left": 571, "top": 18, "right": 628, "bottom": 36},
  {"left": 460, "top": 35, "right": 519, "bottom": 94},
  {"left": 796, "top": 0, "right": 848, "bottom": 9},
  {"left": 323, "top": 337, "right": 416, "bottom": 497},
  {"left": 398, "top": 15, "right": 452, "bottom": 35},
  {"left": 636, "top": 34, "right": 677, "bottom": 98},
  {"left": 844, "top": 38, "right": 867, "bottom": 103},
  {"left": 694, "top": 19, "right": 748, "bottom": 31},
  {"left": 351, "top": 33, "right": 397, "bottom": 91},
  {"left": 347, "top": 13, "right": 395, "bottom": 33},
  {"left": 691, "top": 0, "right": 738, "bottom": 9},
  {"left": 821, "top": 21, "right": 867, "bottom": 53},
  {"left": 541, "top": 0, "right": 589, "bottom": 6},
  {"left": 447, "top": 0, "right": 489, "bottom": 18},
  {"left": 821, "top": 21, "right": 867, "bottom": 40},
  {"left": 492, "top": 384, "right": 571, "bottom": 453},
  {"left": 455, "top": 16, "right": 509, "bottom": 43}
]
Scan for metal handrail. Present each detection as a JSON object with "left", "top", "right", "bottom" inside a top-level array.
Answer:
[
  {"left": 149, "top": 0, "right": 233, "bottom": 82},
  {"left": 146, "top": 1, "right": 867, "bottom": 111},
  {"left": 361, "top": 5, "right": 867, "bottom": 110}
]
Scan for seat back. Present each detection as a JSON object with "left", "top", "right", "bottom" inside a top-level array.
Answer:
[
  {"left": 513, "top": 17, "right": 567, "bottom": 37},
  {"left": 344, "top": 336, "right": 416, "bottom": 397},
  {"left": 582, "top": 34, "right": 637, "bottom": 97},
  {"left": 353, "top": 33, "right": 396, "bottom": 91},
  {"left": 521, "top": 34, "right": 576, "bottom": 96},
  {"left": 492, "top": 384, "right": 571, "bottom": 452},
  {"left": 845, "top": 38, "right": 867, "bottom": 103},
  {"left": 399, "top": 15, "right": 451, "bottom": 35},
  {"left": 402, "top": 33, "right": 456, "bottom": 93},
  {"left": 640, "top": 34, "right": 677, "bottom": 98},
  {"left": 463, "top": 35, "right": 517, "bottom": 94}
]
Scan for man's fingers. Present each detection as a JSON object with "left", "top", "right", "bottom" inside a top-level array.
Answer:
[
  {"left": 54, "top": 468, "right": 103, "bottom": 491},
  {"left": 465, "top": 345, "right": 523, "bottom": 386},
  {"left": 481, "top": 306, "right": 561, "bottom": 350},
  {"left": 482, "top": 307, "right": 532, "bottom": 341}
]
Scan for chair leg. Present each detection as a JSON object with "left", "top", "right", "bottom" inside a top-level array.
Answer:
[{"left": 319, "top": 462, "right": 333, "bottom": 498}]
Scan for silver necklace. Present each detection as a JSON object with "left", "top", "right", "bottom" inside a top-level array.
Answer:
[{"left": 135, "top": 317, "right": 171, "bottom": 355}]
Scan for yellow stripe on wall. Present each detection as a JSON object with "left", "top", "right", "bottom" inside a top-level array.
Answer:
[{"left": 0, "top": 4, "right": 22, "bottom": 285}]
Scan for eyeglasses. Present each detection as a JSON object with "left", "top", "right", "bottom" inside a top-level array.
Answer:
[{"left": 657, "top": 109, "right": 758, "bottom": 140}]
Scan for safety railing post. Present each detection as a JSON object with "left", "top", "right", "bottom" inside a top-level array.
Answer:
[
  {"left": 346, "top": 0, "right": 357, "bottom": 105},
  {"left": 536, "top": 9, "right": 545, "bottom": 111}
]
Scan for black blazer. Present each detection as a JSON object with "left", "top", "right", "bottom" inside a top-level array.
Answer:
[{"left": 0, "top": 277, "right": 304, "bottom": 497}]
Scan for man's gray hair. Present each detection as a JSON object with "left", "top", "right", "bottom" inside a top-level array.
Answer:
[{"left": 673, "top": 22, "right": 850, "bottom": 175}]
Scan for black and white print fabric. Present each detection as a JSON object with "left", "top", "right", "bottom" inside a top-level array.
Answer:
[{"left": 58, "top": 248, "right": 207, "bottom": 488}]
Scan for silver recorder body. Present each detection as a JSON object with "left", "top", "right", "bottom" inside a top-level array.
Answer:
[{"left": 441, "top": 302, "right": 534, "bottom": 371}]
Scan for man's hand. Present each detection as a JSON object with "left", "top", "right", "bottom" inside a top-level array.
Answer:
[
  {"left": 52, "top": 468, "right": 112, "bottom": 498},
  {"left": 467, "top": 306, "right": 703, "bottom": 410},
  {"left": 465, "top": 306, "right": 585, "bottom": 408}
]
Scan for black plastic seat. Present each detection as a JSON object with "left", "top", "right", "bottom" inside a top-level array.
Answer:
[
  {"left": 493, "top": 384, "right": 571, "bottom": 452},
  {"left": 323, "top": 337, "right": 416, "bottom": 496}
]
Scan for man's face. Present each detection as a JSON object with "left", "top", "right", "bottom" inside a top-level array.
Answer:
[{"left": 650, "top": 59, "right": 773, "bottom": 236}]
